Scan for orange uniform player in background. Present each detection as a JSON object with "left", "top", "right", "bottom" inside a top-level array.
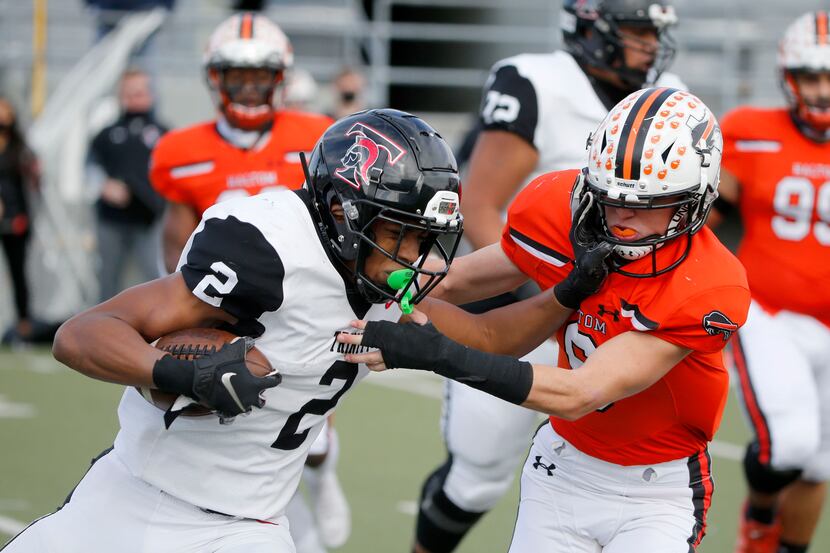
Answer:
[
  {"left": 151, "top": 109, "right": 330, "bottom": 220},
  {"left": 712, "top": 11, "right": 830, "bottom": 553},
  {"left": 150, "top": 12, "right": 331, "bottom": 274},
  {"left": 718, "top": 106, "right": 830, "bottom": 328}
]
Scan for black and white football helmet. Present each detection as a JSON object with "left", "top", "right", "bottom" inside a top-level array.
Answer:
[
  {"left": 561, "top": 0, "right": 678, "bottom": 89},
  {"left": 305, "top": 109, "right": 463, "bottom": 304}
]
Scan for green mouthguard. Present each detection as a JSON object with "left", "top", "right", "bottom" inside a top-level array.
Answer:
[{"left": 387, "top": 269, "right": 415, "bottom": 315}]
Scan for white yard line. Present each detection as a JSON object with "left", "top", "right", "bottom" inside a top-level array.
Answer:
[
  {"left": 0, "top": 395, "right": 36, "bottom": 419},
  {"left": 0, "top": 514, "right": 25, "bottom": 537},
  {"left": 366, "top": 370, "right": 745, "bottom": 462}
]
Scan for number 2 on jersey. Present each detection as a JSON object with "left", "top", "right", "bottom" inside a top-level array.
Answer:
[
  {"left": 772, "top": 177, "right": 830, "bottom": 244},
  {"left": 193, "top": 261, "right": 238, "bottom": 307},
  {"left": 271, "top": 361, "right": 359, "bottom": 450}
]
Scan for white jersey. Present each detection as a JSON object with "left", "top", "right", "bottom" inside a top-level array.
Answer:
[
  {"left": 114, "top": 188, "right": 401, "bottom": 521},
  {"left": 480, "top": 50, "right": 686, "bottom": 183}
]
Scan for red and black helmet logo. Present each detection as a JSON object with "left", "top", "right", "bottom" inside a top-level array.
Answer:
[
  {"left": 334, "top": 123, "right": 406, "bottom": 190},
  {"left": 702, "top": 310, "right": 738, "bottom": 341}
]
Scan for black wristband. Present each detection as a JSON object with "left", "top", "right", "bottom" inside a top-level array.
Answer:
[
  {"left": 152, "top": 355, "right": 195, "bottom": 397},
  {"left": 362, "top": 322, "right": 534, "bottom": 405}
]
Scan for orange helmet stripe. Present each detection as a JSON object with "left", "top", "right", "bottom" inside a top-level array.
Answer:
[
  {"left": 817, "top": 11, "right": 828, "bottom": 45},
  {"left": 240, "top": 13, "right": 254, "bottom": 39},
  {"left": 620, "top": 87, "right": 670, "bottom": 181}
]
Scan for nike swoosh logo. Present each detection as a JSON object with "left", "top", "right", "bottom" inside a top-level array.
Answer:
[{"left": 220, "top": 372, "right": 246, "bottom": 412}]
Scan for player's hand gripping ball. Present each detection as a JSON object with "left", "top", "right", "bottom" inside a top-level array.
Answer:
[{"left": 139, "top": 328, "right": 275, "bottom": 416}]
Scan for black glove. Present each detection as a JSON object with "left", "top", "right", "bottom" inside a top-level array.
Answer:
[
  {"left": 362, "top": 321, "right": 451, "bottom": 370},
  {"left": 153, "top": 338, "right": 281, "bottom": 419},
  {"left": 361, "top": 321, "right": 534, "bottom": 405},
  {"left": 553, "top": 189, "right": 614, "bottom": 309}
]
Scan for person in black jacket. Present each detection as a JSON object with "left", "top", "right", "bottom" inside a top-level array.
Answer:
[
  {"left": 0, "top": 97, "right": 39, "bottom": 342},
  {"left": 89, "top": 68, "right": 167, "bottom": 301}
]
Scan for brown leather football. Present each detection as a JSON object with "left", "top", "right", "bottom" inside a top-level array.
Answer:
[{"left": 137, "top": 328, "right": 273, "bottom": 416}]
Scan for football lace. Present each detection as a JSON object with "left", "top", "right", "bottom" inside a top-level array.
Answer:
[{"left": 161, "top": 343, "right": 219, "bottom": 361}]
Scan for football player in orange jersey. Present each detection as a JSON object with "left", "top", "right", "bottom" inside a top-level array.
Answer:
[
  {"left": 148, "top": 13, "right": 339, "bottom": 552},
  {"left": 709, "top": 12, "right": 830, "bottom": 553},
  {"left": 337, "top": 88, "right": 750, "bottom": 553},
  {"left": 150, "top": 12, "right": 332, "bottom": 273}
]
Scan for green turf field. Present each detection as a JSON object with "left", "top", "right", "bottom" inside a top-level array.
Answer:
[{"left": 1, "top": 348, "right": 829, "bottom": 552}]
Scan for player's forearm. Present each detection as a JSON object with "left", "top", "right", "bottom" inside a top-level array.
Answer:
[
  {"left": 358, "top": 320, "right": 607, "bottom": 418},
  {"left": 162, "top": 204, "right": 199, "bottom": 273},
  {"left": 522, "top": 366, "right": 601, "bottom": 420},
  {"left": 162, "top": 226, "right": 190, "bottom": 274},
  {"left": 53, "top": 311, "right": 163, "bottom": 387},
  {"left": 429, "top": 244, "right": 528, "bottom": 305},
  {"left": 432, "top": 284, "right": 571, "bottom": 362},
  {"left": 462, "top": 205, "right": 506, "bottom": 251}
]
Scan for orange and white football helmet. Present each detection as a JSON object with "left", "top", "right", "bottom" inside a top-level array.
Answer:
[
  {"left": 779, "top": 11, "right": 830, "bottom": 132},
  {"left": 204, "top": 12, "right": 294, "bottom": 130},
  {"left": 582, "top": 87, "right": 722, "bottom": 275}
]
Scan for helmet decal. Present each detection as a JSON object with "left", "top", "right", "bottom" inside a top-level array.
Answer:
[
  {"left": 613, "top": 87, "right": 675, "bottom": 181},
  {"left": 334, "top": 123, "right": 406, "bottom": 190}
]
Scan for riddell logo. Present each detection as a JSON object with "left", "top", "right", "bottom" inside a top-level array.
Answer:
[
  {"left": 702, "top": 311, "right": 738, "bottom": 341},
  {"left": 334, "top": 123, "right": 406, "bottom": 190}
]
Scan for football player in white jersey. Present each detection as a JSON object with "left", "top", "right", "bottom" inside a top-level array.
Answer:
[
  {"left": 0, "top": 110, "right": 474, "bottom": 553},
  {"left": 412, "top": 1, "right": 684, "bottom": 552}
]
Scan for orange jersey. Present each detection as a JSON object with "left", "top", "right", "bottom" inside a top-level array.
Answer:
[
  {"left": 501, "top": 170, "right": 751, "bottom": 466},
  {"left": 150, "top": 111, "right": 333, "bottom": 216},
  {"left": 721, "top": 107, "right": 830, "bottom": 327}
]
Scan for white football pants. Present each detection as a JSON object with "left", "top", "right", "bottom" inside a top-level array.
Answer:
[
  {"left": 1, "top": 450, "right": 294, "bottom": 553},
  {"left": 732, "top": 301, "right": 830, "bottom": 481},
  {"left": 508, "top": 424, "right": 712, "bottom": 553}
]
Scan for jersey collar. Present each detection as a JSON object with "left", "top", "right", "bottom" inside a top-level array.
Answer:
[{"left": 215, "top": 114, "right": 273, "bottom": 151}]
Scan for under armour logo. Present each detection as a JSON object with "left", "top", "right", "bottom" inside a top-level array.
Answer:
[
  {"left": 598, "top": 304, "right": 620, "bottom": 322},
  {"left": 532, "top": 456, "right": 555, "bottom": 476}
]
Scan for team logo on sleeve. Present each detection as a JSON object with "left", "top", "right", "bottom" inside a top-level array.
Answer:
[
  {"left": 335, "top": 123, "right": 406, "bottom": 190},
  {"left": 702, "top": 311, "right": 739, "bottom": 341}
]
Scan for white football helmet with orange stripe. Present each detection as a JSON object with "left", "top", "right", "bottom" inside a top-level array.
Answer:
[
  {"left": 779, "top": 11, "right": 830, "bottom": 132},
  {"left": 583, "top": 86, "right": 722, "bottom": 275},
  {"left": 204, "top": 13, "right": 294, "bottom": 130}
]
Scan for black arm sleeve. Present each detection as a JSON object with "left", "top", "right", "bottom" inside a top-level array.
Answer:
[
  {"left": 361, "top": 321, "right": 534, "bottom": 405},
  {"left": 479, "top": 63, "right": 539, "bottom": 147},
  {"left": 181, "top": 215, "right": 285, "bottom": 332}
]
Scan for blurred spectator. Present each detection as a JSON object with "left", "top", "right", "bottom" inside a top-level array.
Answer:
[
  {"left": 89, "top": 68, "right": 167, "bottom": 301},
  {"left": 284, "top": 68, "right": 320, "bottom": 112},
  {"left": 330, "top": 67, "right": 367, "bottom": 119},
  {"left": 0, "top": 98, "right": 39, "bottom": 343}
]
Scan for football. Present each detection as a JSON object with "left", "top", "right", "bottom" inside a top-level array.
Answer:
[{"left": 137, "top": 328, "right": 273, "bottom": 416}]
